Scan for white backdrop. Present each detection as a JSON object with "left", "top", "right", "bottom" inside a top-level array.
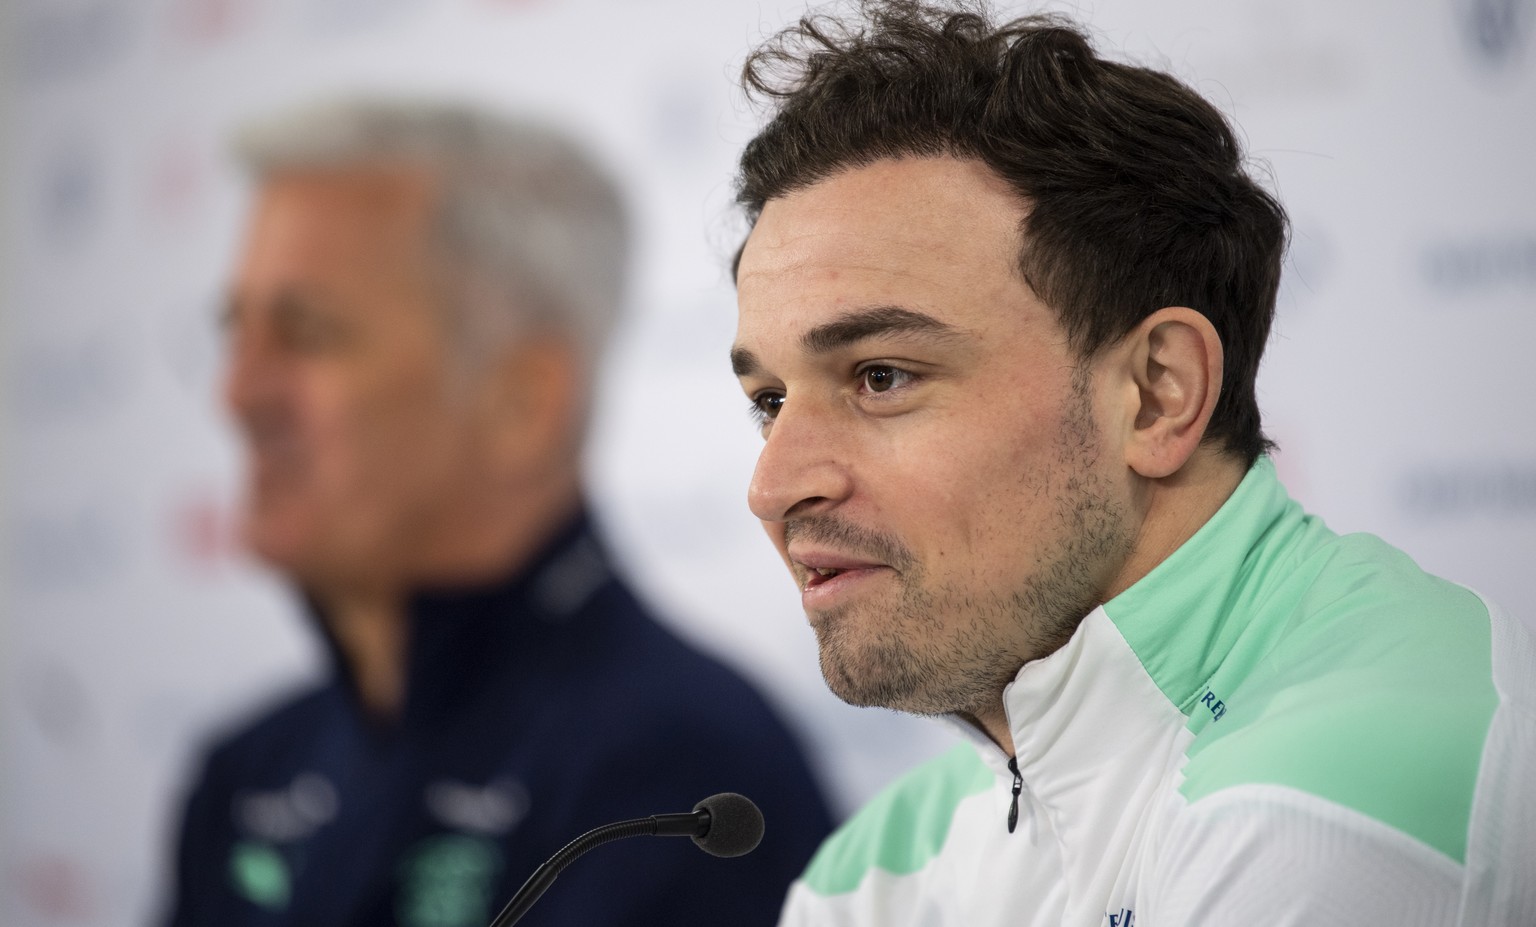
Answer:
[{"left": 4, "top": 1, "right": 1535, "bottom": 925}]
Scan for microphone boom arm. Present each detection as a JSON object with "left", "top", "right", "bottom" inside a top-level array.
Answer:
[{"left": 487, "top": 808, "right": 717, "bottom": 927}]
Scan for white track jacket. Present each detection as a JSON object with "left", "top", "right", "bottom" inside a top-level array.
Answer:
[{"left": 778, "top": 459, "right": 1535, "bottom": 927}]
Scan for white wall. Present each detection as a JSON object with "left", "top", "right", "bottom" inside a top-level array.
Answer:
[
  {"left": 1, "top": 0, "right": 19, "bottom": 896},
  {"left": 3, "top": 1, "right": 1534, "bottom": 925}
]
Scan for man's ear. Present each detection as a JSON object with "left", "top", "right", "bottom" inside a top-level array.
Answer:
[
  {"left": 475, "top": 336, "right": 582, "bottom": 479},
  {"left": 1117, "top": 307, "right": 1223, "bottom": 480}
]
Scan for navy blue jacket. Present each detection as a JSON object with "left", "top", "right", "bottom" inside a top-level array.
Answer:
[{"left": 164, "top": 514, "right": 833, "bottom": 927}]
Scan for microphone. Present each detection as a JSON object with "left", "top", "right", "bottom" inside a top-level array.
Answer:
[{"left": 487, "top": 792, "right": 764, "bottom": 927}]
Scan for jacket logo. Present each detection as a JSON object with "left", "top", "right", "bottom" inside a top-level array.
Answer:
[
  {"left": 423, "top": 777, "right": 529, "bottom": 836},
  {"left": 228, "top": 840, "right": 291, "bottom": 911},
  {"left": 1107, "top": 908, "right": 1136, "bottom": 927},
  {"left": 396, "top": 834, "right": 503, "bottom": 927},
  {"left": 234, "top": 772, "right": 338, "bottom": 842},
  {"left": 1199, "top": 688, "right": 1227, "bottom": 722}
]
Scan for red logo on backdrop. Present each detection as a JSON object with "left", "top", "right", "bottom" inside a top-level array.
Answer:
[
  {"left": 145, "top": 135, "right": 209, "bottom": 231},
  {"left": 12, "top": 855, "right": 98, "bottom": 922},
  {"left": 167, "top": 0, "right": 259, "bottom": 46},
  {"left": 172, "top": 487, "right": 244, "bottom": 573}
]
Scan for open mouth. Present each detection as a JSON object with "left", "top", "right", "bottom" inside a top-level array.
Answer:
[
  {"left": 792, "top": 546, "right": 892, "bottom": 598},
  {"left": 805, "top": 567, "right": 845, "bottom": 587}
]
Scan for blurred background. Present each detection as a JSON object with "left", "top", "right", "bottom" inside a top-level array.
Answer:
[{"left": 2, "top": 0, "right": 1533, "bottom": 924}]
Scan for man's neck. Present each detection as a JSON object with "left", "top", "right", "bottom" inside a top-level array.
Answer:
[
  {"left": 310, "top": 484, "right": 586, "bottom": 721},
  {"left": 971, "top": 449, "right": 1250, "bottom": 756},
  {"left": 321, "top": 588, "right": 408, "bottom": 720},
  {"left": 1104, "top": 448, "right": 1247, "bottom": 603}
]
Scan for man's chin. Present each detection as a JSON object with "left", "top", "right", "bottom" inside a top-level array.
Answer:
[
  {"left": 238, "top": 514, "right": 316, "bottom": 575},
  {"left": 818, "top": 644, "right": 927, "bottom": 714}
]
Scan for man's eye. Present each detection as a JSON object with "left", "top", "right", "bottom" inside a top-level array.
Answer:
[
  {"left": 859, "top": 365, "right": 912, "bottom": 394},
  {"left": 748, "top": 392, "right": 785, "bottom": 426},
  {"left": 280, "top": 315, "right": 349, "bottom": 352},
  {"left": 269, "top": 295, "right": 354, "bottom": 353}
]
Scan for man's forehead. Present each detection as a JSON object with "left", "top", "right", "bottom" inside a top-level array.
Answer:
[
  {"left": 738, "top": 157, "right": 1024, "bottom": 291},
  {"left": 234, "top": 166, "right": 448, "bottom": 330},
  {"left": 252, "top": 170, "right": 436, "bottom": 255},
  {"left": 260, "top": 162, "right": 437, "bottom": 203},
  {"left": 245, "top": 166, "right": 440, "bottom": 263},
  {"left": 737, "top": 160, "right": 1027, "bottom": 327}
]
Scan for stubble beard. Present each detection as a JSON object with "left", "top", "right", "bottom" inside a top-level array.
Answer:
[{"left": 806, "top": 372, "right": 1134, "bottom": 719}]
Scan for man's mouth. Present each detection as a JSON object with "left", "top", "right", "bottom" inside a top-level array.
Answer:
[
  {"left": 786, "top": 523, "right": 909, "bottom": 601},
  {"left": 793, "top": 553, "right": 888, "bottom": 593},
  {"left": 805, "top": 566, "right": 845, "bottom": 587}
]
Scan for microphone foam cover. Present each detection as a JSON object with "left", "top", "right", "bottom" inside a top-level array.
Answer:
[{"left": 692, "top": 792, "right": 764, "bottom": 858}]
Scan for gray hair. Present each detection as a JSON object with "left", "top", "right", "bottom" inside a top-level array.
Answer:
[{"left": 233, "top": 97, "right": 630, "bottom": 371}]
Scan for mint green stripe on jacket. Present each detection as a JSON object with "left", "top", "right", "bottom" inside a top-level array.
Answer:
[
  {"left": 1106, "top": 459, "right": 1497, "bottom": 863},
  {"left": 800, "top": 745, "right": 993, "bottom": 896}
]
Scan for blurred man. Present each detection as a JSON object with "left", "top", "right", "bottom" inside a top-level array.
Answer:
[
  {"left": 164, "top": 99, "right": 832, "bottom": 927},
  {"left": 727, "top": 3, "right": 1534, "bottom": 925}
]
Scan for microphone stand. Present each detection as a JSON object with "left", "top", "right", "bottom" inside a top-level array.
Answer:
[{"left": 488, "top": 811, "right": 707, "bottom": 927}]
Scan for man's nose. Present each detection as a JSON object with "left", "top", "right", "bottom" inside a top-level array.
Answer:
[
  {"left": 222, "top": 326, "right": 283, "bottom": 423},
  {"left": 747, "top": 399, "right": 853, "bottom": 523}
]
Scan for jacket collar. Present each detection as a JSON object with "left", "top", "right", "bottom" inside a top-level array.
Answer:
[
  {"left": 957, "top": 460, "right": 1311, "bottom": 809},
  {"left": 309, "top": 509, "right": 614, "bottom": 732}
]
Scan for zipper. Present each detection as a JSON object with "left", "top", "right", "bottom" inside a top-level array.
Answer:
[{"left": 1006, "top": 756, "right": 1023, "bottom": 834}]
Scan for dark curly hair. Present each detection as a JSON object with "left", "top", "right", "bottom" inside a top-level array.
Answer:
[{"left": 735, "top": 0, "right": 1287, "bottom": 464}]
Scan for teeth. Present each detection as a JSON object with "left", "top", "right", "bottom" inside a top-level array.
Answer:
[{"left": 815, "top": 567, "right": 841, "bottom": 577}]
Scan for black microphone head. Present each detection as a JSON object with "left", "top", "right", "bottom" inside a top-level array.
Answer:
[{"left": 691, "top": 793, "right": 764, "bottom": 858}]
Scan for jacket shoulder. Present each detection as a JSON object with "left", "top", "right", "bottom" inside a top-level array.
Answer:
[
  {"left": 1181, "top": 535, "right": 1498, "bottom": 862},
  {"left": 800, "top": 744, "right": 992, "bottom": 897}
]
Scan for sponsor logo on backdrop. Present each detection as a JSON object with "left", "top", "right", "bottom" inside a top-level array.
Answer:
[
  {"left": 21, "top": 659, "right": 98, "bottom": 749},
  {"left": 33, "top": 138, "right": 106, "bottom": 252},
  {"left": 1421, "top": 234, "right": 1536, "bottom": 293},
  {"left": 10, "top": 855, "right": 99, "bottom": 922},
  {"left": 145, "top": 135, "right": 213, "bottom": 231},
  {"left": 171, "top": 488, "right": 244, "bottom": 573},
  {"left": 1400, "top": 462, "right": 1536, "bottom": 519},
  {"left": 303, "top": 0, "right": 423, "bottom": 36},
  {"left": 166, "top": 0, "right": 260, "bottom": 47},
  {"left": 14, "top": 503, "right": 132, "bottom": 592},
  {"left": 19, "top": 0, "right": 134, "bottom": 83},
  {"left": 1456, "top": 0, "right": 1533, "bottom": 66},
  {"left": 16, "top": 328, "right": 138, "bottom": 426}
]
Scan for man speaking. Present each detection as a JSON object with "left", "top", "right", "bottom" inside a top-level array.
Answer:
[
  {"left": 163, "top": 99, "right": 832, "bottom": 927},
  {"left": 727, "top": 2, "right": 1534, "bottom": 924}
]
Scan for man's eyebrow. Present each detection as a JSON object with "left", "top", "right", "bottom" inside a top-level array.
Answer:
[
  {"left": 801, "top": 305, "right": 961, "bottom": 354},
  {"left": 730, "top": 345, "right": 761, "bottom": 378},
  {"left": 730, "top": 306, "right": 963, "bottom": 379}
]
